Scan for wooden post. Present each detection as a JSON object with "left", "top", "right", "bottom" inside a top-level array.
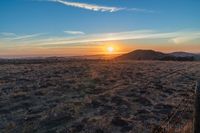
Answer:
[{"left": 193, "top": 81, "right": 200, "bottom": 133}]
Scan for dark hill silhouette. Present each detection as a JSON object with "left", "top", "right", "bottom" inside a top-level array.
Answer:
[
  {"left": 115, "top": 50, "right": 170, "bottom": 60},
  {"left": 169, "top": 52, "right": 200, "bottom": 60},
  {"left": 169, "top": 52, "right": 196, "bottom": 57},
  {"left": 115, "top": 49, "right": 197, "bottom": 61}
]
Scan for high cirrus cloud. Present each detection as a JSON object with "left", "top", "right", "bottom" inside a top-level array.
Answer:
[
  {"left": 64, "top": 30, "right": 85, "bottom": 35},
  {"left": 50, "top": 0, "right": 124, "bottom": 12},
  {"left": 46, "top": 0, "right": 154, "bottom": 13}
]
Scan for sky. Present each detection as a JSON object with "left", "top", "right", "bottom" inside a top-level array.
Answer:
[{"left": 0, "top": 0, "right": 200, "bottom": 57}]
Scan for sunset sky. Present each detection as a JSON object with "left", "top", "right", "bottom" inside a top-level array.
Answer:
[{"left": 0, "top": 0, "right": 200, "bottom": 57}]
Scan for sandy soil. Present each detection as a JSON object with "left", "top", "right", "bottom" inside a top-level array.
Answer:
[{"left": 0, "top": 60, "right": 199, "bottom": 133}]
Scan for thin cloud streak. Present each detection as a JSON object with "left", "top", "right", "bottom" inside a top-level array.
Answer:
[
  {"left": 50, "top": 0, "right": 123, "bottom": 12},
  {"left": 2, "top": 33, "right": 47, "bottom": 41},
  {"left": 126, "top": 8, "right": 155, "bottom": 13},
  {"left": 0, "top": 32, "right": 16, "bottom": 36},
  {"left": 36, "top": 32, "right": 176, "bottom": 46},
  {"left": 64, "top": 30, "right": 85, "bottom": 35},
  {"left": 13, "top": 30, "right": 200, "bottom": 47},
  {"left": 172, "top": 32, "right": 200, "bottom": 44},
  {"left": 48, "top": 0, "right": 153, "bottom": 13},
  {"left": 11, "top": 33, "right": 46, "bottom": 40},
  {"left": 1, "top": 30, "right": 200, "bottom": 47}
]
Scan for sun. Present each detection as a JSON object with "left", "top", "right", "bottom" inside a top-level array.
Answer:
[{"left": 107, "top": 46, "right": 114, "bottom": 53}]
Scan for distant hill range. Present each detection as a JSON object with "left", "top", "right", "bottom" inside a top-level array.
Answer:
[
  {"left": 115, "top": 50, "right": 200, "bottom": 61},
  {"left": 0, "top": 50, "right": 199, "bottom": 63}
]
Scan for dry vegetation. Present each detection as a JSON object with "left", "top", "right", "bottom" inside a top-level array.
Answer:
[{"left": 0, "top": 60, "right": 200, "bottom": 133}]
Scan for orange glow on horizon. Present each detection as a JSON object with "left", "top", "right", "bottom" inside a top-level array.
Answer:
[{"left": 1, "top": 41, "right": 199, "bottom": 57}]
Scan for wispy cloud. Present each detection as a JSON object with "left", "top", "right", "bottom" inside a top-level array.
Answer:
[
  {"left": 11, "top": 33, "right": 46, "bottom": 40},
  {"left": 0, "top": 32, "right": 16, "bottom": 36},
  {"left": 37, "top": 31, "right": 173, "bottom": 46},
  {"left": 171, "top": 32, "right": 200, "bottom": 44},
  {"left": 1, "top": 30, "right": 200, "bottom": 47},
  {"left": 1, "top": 33, "right": 47, "bottom": 41},
  {"left": 50, "top": 0, "right": 122, "bottom": 12},
  {"left": 8, "top": 30, "right": 199, "bottom": 47},
  {"left": 48, "top": 0, "right": 153, "bottom": 13},
  {"left": 126, "top": 8, "right": 154, "bottom": 13},
  {"left": 64, "top": 30, "right": 85, "bottom": 35}
]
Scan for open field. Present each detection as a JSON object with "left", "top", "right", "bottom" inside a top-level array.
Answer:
[{"left": 0, "top": 60, "right": 200, "bottom": 133}]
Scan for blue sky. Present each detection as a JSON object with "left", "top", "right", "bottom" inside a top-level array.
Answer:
[{"left": 0, "top": 0, "right": 200, "bottom": 56}]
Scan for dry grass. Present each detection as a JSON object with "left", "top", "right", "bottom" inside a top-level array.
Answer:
[{"left": 0, "top": 60, "right": 200, "bottom": 133}]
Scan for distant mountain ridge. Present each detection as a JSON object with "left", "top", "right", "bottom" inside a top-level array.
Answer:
[
  {"left": 169, "top": 52, "right": 200, "bottom": 60},
  {"left": 169, "top": 52, "right": 196, "bottom": 57},
  {"left": 115, "top": 49, "right": 200, "bottom": 61}
]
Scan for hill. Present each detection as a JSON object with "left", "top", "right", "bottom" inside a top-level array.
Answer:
[
  {"left": 169, "top": 52, "right": 196, "bottom": 57},
  {"left": 115, "top": 49, "right": 197, "bottom": 61},
  {"left": 115, "top": 50, "right": 170, "bottom": 60},
  {"left": 169, "top": 52, "right": 200, "bottom": 60}
]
